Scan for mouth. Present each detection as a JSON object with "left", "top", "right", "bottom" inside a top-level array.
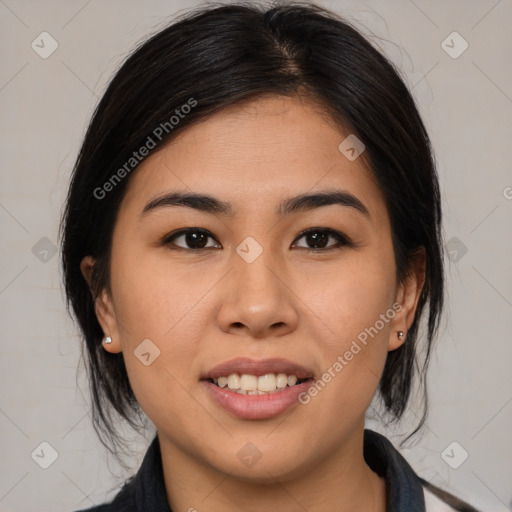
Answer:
[
  {"left": 201, "top": 358, "right": 315, "bottom": 419},
  {"left": 205, "top": 373, "right": 312, "bottom": 395}
]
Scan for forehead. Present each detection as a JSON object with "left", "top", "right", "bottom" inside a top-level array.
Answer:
[{"left": 119, "top": 95, "right": 387, "bottom": 220}]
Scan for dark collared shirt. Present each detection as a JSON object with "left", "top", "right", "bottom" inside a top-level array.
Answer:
[{"left": 75, "top": 429, "right": 478, "bottom": 512}]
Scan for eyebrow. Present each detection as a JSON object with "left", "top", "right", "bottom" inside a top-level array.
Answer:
[{"left": 139, "top": 190, "right": 370, "bottom": 219}]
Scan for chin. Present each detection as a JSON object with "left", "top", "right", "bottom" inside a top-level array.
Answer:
[{"left": 203, "top": 446, "right": 311, "bottom": 484}]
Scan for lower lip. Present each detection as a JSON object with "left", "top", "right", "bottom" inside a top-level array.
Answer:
[{"left": 202, "top": 380, "right": 312, "bottom": 420}]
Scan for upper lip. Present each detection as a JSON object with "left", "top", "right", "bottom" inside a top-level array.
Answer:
[{"left": 202, "top": 357, "right": 314, "bottom": 380}]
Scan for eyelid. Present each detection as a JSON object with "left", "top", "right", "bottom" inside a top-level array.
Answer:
[
  {"left": 162, "top": 227, "right": 352, "bottom": 251},
  {"left": 291, "top": 227, "right": 352, "bottom": 250},
  {"left": 162, "top": 228, "right": 221, "bottom": 249}
]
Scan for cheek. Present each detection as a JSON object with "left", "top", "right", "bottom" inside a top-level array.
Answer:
[
  {"left": 291, "top": 248, "right": 396, "bottom": 410},
  {"left": 110, "top": 243, "right": 217, "bottom": 343},
  {"left": 108, "top": 248, "right": 217, "bottom": 409},
  {"left": 295, "top": 248, "right": 397, "bottom": 347}
]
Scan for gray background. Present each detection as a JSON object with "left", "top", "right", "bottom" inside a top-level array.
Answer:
[{"left": 1, "top": 0, "right": 511, "bottom": 510}]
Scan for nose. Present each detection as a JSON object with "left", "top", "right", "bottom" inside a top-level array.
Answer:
[{"left": 216, "top": 250, "right": 299, "bottom": 339}]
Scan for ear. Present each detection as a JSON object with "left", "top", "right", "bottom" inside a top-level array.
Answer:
[
  {"left": 388, "top": 248, "right": 426, "bottom": 351},
  {"left": 80, "top": 255, "right": 122, "bottom": 354}
]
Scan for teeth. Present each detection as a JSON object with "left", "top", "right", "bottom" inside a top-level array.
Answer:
[
  {"left": 227, "top": 374, "right": 240, "bottom": 389},
  {"left": 276, "top": 373, "right": 288, "bottom": 389},
  {"left": 212, "top": 372, "right": 306, "bottom": 394},
  {"left": 257, "top": 374, "right": 276, "bottom": 392},
  {"left": 240, "top": 374, "right": 258, "bottom": 391}
]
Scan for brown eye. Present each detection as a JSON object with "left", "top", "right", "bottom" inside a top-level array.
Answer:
[
  {"left": 164, "top": 229, "right": 221, "bottom": 250},
  {"left": 293, "top": 228, "right": 351, "bottom": 250}
]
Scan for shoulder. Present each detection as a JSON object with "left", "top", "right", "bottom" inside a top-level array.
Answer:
[
  {"left": 424, "top": 486, "right": 459, "bottom": 511},
  {"left": 364, "top": 429, "right": 481, "bottom": 512},
  {"left": 421, "top": 478, "right": 482, "bottom": 512}
]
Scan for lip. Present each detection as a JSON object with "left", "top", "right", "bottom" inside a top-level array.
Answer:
[
  {"left": 202, "top": 357, "right": 314, "bottom": 380},
  {"left": 201, "top": 357, "right": 315, "bottom": 420},
  {"left": 202, "top": 379, "right": 313, "bottom": 420}
]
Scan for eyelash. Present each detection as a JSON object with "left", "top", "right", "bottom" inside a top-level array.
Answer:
[{"left": 161, "top": 227, "right": 352, "bottom": 252}]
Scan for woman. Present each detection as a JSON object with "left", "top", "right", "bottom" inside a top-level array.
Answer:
[{"left": 60, "top": 2, "right": 480, "bottom": 511}]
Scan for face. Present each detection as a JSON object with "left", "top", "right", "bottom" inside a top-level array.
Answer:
[{"left": 83, "top": 95, "right": 422, "bottom": 481}]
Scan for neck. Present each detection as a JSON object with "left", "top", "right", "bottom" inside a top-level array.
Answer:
[{"left": 159, "top": 426, "right": 387, "bottom": 512}]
